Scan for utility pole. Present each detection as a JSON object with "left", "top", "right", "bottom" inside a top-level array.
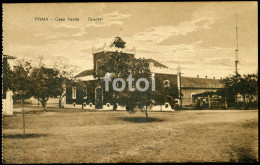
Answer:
[
  {"left": 235, "top": 14, "right": 239, "bottom": 75},
  {"left": 234, "top": 14, "right": 240, "bottom": 104},
  {"left": 177, "top": 65, "right": 182, "bottom": 109}
]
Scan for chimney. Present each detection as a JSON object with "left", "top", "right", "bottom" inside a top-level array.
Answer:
[
  {"left": 197, "top": 75, "right": 199, "bottom": 78},
  {"left": 220, "top": 77, "right": 222, "bottom": 80},
  {"left": 205, "top": 76, "right": 207, "bottom": 79},
  {"left": 213, "top": 77, "right": 215, "bottom": 79}
]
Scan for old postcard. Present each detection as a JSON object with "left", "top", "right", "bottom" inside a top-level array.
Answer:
[{"left": 2, "top": 2, "right": 258, "bottom": 163}]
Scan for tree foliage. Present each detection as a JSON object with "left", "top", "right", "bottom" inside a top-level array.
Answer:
[
  {"left": 30, "top": 66, "right": 64, "bottom": 110},
  {"left": 11, "top": 60, "right": 33, "bottom": 100},
  {"left": 98, "top": 52, "right": 154, "bottom": 117},
  {"left": 218, "top": 73, "right": 258, "bottom": 108},
  {"left": 9, "top": 59, "right": 64, "bottom": 111},
  {"left": 2, "top": 58, "right": 14, "bottom": 98}
]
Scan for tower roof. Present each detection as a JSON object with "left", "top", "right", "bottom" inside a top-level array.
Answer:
[{"left": 109, "top": 37, "right": 126, "bottom": 49}]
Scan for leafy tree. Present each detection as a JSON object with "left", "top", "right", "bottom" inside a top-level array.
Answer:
[
  {"left": 12, "top": 61, "right": 33, "bottom": 100},
  {"left": 11, "top": 60, "right": 33, "bottom": 135},
  {"left": 98, "top": 52, "right": 154, "bottom": 118},
  {"left": 237, "top": 74, "right": 258, "bottom": 107},
  {"left": 30, "top": 65, "right": 63, "bottom": 111},
  {"left": 2, "top": 58, "right": 14, "bottom": 99},
  {"left": 97, "top": 52, "right": 133, "bottom": 79},
  {"left": 218, "top": 73, "right": 258, "bottom": 108},
  {"left": 218, "top": 74, "right": 241, "bottom": 105}
]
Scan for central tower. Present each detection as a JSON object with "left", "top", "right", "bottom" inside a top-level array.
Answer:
[{"left": 92, "top": 37, "right": 136, "bottom": 78}]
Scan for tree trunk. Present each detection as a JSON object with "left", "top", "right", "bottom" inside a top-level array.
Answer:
[
  {"left": 243, "top": 94, "right": 246, "bottom": 109},
  {"left": 40, "top": 100, "right": 48, "bottom": 112},
  {"left": 22, "top": 97, "right": 25, "bottom": 136},
  {"left": 59, "top": 94, "right": 65, "bottom": 108},
  {"left": 145, "top": 105, "right": 148, "bottom": 119},
  {"left": 59, "top": 98, "right": 62, "bottom": 108},
  {"left": 224, "top": 96, "right": 228, "bottom": 109},
  {"left": 59, "top": 97, "right": 63, "bottom": 108},
  {"left": 39, "top": 98, "right": 49, "bottom": 112},
  {"left": 43, "top": 102, "right": 47, "bottom": 111}
]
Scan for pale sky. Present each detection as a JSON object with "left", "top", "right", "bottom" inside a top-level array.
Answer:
[{"left": 3, "top": 2, "right": 258, "bottom": 78}]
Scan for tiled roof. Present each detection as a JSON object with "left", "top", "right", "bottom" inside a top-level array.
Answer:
[
  {"left": 181, "top": 76, "right": 223, "bottom": 89},
  {"left": 145, "top": 59, "right": 168, "bottom": 68},
  {"left": 74, "top": 58, "right": 168, "bottom": 78},
  {"left": 2, "top": 54, "right": 16, "bottom": 59},
  {"left": 74, "top": 69, "right": 94, "bottom": 78}
]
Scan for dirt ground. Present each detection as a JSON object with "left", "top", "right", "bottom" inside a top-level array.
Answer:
[{"left": 2, "top": 108, "right": 258, "bottom": 163}]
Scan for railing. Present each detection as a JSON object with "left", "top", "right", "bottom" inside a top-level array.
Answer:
[
  {"left": 150, "top": 66, "right": 176, "bottom": 74},
  {"left": 92, "top": 44, "right": 136, "bottom": 54}
]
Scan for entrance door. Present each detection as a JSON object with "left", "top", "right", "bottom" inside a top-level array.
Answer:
[{"left": 95, "top": 88, "right": 103, "bottom": 109}]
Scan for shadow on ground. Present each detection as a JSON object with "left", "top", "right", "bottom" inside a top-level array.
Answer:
[
  {"left": 3, "top": 133, "right": 49, "bottom": 139},
  {"left": 13, "top": 108, "right": 98, "bottom": 115},
  {"left": 121, "top": 117, "right": 164, "bottom": 123},
  {"left": 236, "top": 147, "right": 258, "bottom": 163}
]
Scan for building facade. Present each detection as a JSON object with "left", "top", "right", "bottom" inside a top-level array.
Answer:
[{"left": 64, "top": 37, "right": 223, "bottom": 110}]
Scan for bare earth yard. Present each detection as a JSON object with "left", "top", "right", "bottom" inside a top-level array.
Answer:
[{"left": 2, "top": 108, "right": 258, "bottom": 163}]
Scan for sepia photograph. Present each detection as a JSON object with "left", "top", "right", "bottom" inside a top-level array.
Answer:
[{"left": 2, "top": 2, "right": 258, "bottom": 163}]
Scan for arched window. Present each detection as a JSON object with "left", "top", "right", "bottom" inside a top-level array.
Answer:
[
  {"left": 72, "top": 86, "right": 76, "bottom": 99},
  {"left": 83, "top": 85, "right": 87, "bottom": 99}
]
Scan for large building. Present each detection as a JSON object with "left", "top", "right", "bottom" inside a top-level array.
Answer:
[{"left": 64, "top": 37, "right": 223, "bottom": 110}]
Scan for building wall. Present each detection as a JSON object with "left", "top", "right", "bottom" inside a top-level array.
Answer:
[
  {"left": 181, "top": 88, "right": 218, "bottom": 106},
  {"left": 3, "top": 91, "right": 13, "bottom": 115}
]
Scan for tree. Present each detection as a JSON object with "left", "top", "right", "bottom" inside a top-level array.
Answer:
[
  {"left": 218, "top": 74, "right": 241, "bottom": 106},
  {"left": 97, "top": 52, "right": 134, "bottom": 111},
  {"left": 237, "top": 74, "right": 258, "bottom": 108},
  {"left": 2, "top": 57, "right": 13, "bottom": 99},
  {"left": 30, "top": 65, "right": 63, "bottom": 111},
  {"left": 11, "top": 60, "right": 33, "bottom": 135},
  {"left": 98, "top": 52, "right": 154, "bottom": 118},
  {"left": 12, "top": 61, "right": 33, "bottom": 99},
  {"left": 127, "top": 58, "right": 152, "bottom": 118},
  {"left": 51, "top": 56, "right": 79, "bottom": 108},
  {"left": 218, "top": 73, "right": 258, "bottom": 108}
]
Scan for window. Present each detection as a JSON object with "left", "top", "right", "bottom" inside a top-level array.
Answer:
[
  {"left": 163, "top": 80, "right": 170, "bottom": 88},
  {"left": 83, "top": 85, "right": 87, "bottom": 99},
  {"left": 72, "top": 86, "right": 76, "bottom": 99}
]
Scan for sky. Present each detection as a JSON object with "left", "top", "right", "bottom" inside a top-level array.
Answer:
[{"left": 3, "top": 2, "right": 258, "bottom": 79}]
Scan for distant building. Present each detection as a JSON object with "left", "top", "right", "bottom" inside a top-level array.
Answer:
[
  {"left": 180, "top": 76, "right": 223, "bottom": 106},
  {"left": 2, "top": 54, "right": 16, "bottom": 115},
  {"left": 64, "top": 37, "right": 223, "bottom": 110}
]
